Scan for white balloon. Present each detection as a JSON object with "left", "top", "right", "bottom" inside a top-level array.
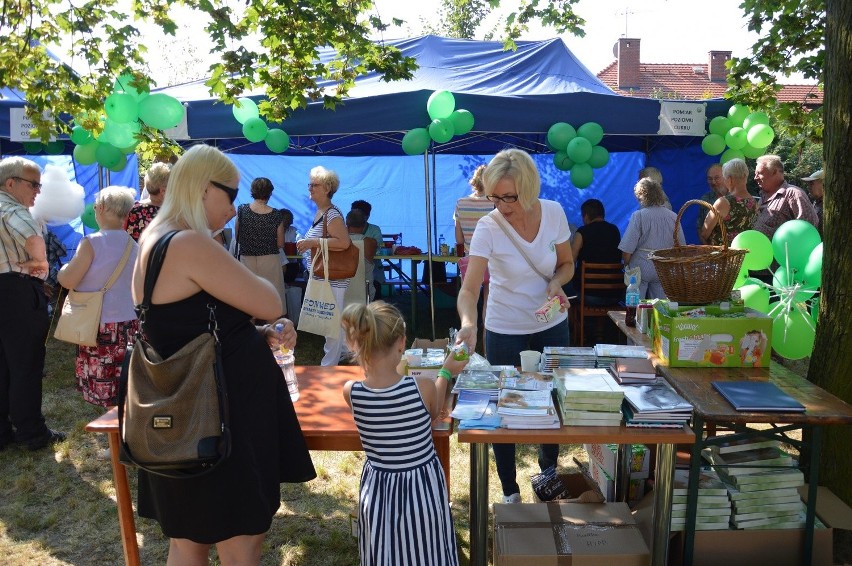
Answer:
[{"left": 30, "top": 164, "right": 87, "bottom": 226}]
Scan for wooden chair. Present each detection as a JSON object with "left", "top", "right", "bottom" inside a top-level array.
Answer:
[{"left": 571, "top": 262, "right": 626, "bottom": 347}]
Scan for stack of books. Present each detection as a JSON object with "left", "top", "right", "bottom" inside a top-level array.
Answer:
[
  {"left": 553, "top": 368, "right": 624, "bottom": 426},
  {"left": 496, "top": 388, "right": 560, "bottom": 429},
  {"left": 671, "top": 468, "right": 732, "bottom": 531},
  {"left": 593, "top": 343, "right": 649, "bottom": 370},
  {"left": 609, "top": 357, "right": 657, "bottom": 385},
  {"left": 621, "top": 380, "right": 692, "bottom": 428},
  {"left": 702, "top": 437, "right": 806, "bottom": 529},
  {"left": 499, "top": 371, "right": 554, "bottom": 392},
  {"left": 540, "top": 346, "right": 596, "bottom": 372},
  {"left": 451, "top": 369, "right": 501, "bottom": 401}
]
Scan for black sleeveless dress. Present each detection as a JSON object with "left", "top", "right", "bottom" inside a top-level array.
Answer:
[{"left": 136, "top": 291, "right": 316, "bottom": 543}]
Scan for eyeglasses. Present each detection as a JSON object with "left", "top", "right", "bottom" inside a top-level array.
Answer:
[
  {"left": 486, "top": 194, "right": 519, "bottom": 204},
  {"left": 308, "top": 182, "right": 324, "bottom": 188},
  {"left": 12, "top": 176, "right": 42, "bottom": 190},
  {"left": 210, "top": 180, "right": 238, "bottom": 203}
]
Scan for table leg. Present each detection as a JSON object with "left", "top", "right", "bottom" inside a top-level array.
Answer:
[
  {"left": 470, "top": 443, "right": 489, "bottom": 566},
  {"left": 651, "top": 442, "right": 675, "bottom": 566},
  {"left": 108, "top": 432, "right": 140, "bottom": 566},
  {"left": 616, "top": 444, "right": 631, "bottom": 502},
  {"left": 803, "top": 425, "right": 821, "bottom": 565},
  {"left": 410, "top": 260, "right": 419, "bottom": 331}
]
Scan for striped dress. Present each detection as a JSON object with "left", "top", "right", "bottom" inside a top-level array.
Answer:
[{"left": 350, "top": 376, "right": 459, "bottom": 566}]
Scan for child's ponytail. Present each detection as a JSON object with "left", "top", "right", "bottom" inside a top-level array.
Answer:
[{"left": 341, "top": 301, "right": 406, "bottom": 367}]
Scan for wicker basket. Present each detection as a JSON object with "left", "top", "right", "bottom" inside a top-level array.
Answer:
[{"left": 647, "top": 199, "right": 747, "bottom": 304}]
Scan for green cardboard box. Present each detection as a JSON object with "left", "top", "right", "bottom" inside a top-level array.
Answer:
[{"left": 650, "top": 302, "right": 772, "bottom": 368}]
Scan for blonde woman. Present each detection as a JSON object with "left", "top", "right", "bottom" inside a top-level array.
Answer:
[
  {"left": 132, "top": 145, "right": 315, "bottom": 565},
  {"left": 58, "top": 186, "right": 138, "bottom": 408},
  {"left": 700, "top": 158, "right": 757, "bottom": 245}
]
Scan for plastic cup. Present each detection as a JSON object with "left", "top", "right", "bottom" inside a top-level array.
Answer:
[
  {"left": 284, "top": 242, "right": 297, "bottom": 255},
  {"left": 519, "top": 350, "right": 541, "bottom": 372}
]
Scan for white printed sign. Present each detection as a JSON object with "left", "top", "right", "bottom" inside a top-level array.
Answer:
[
  {"left": 10, "top": 108, "right": 56, "bottom": 142},
  {"left": 657, "top": 101, "right": 706, "bottom": 136}
]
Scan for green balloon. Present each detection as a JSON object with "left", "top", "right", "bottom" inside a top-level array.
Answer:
[
  {"left": 725, "top": 127, "right": 748, "bottom": 150},
  {"left": 773, "top": 266, "right": 817, "bottom": 302},
  {"left": 100, "top": 118, "right": 140, "bottom": 148},
  {"left": 428, "top": 118, "right": 454, "bottom": 143},
  {"left": 22, "top": 142, "right": 43, "bottom": 154},
  {"left": 588, "top": 145, "right": 609, "bottom": 169},
  {"left": 427, "top": 90, "right": 455, "bottom": 120},
  {"left": 449, "top": 109, "right": 474, "bottom": 136},
  {"left": 733, "top": 265, "right": 748, "bottom": 288},
  {"left": 708, "top": 116, "right": 731, "bottom": 136},
  {"left": 104, "top": 92, "right": 138, "bottom": 123},
  {"left": 546, "top": 122, "right": 576, "bottom": 151},
  {"left": 113, "top": 73, "right": 148, "bottom": 100},
  {"left": 577, "top": 122, "right": 604, "bottom": 145},
  {"left": 242, "top": 117, "right": 269, "bottom": 143},
  {"left": 570, "top": 162, "right": 594, "bottom": 189},
  {"left": 553, "top": 151, "right": 573, "bottom": 171},
  {"left": 401, "top": 128, "right": 431, "bottom": 155},
  {"left": 731, "top": 229, "right": 773, "bottom": 270},
  {"left": 95, "top": 142, "right": 123, "bottom": 169},
  {"left": 701, "top": 134, "right": 726, "bottom": 156},
  {"left": 743, "top": 111, "right": 770, "bottom": 131},
  {"left": 747, "top": 123, "right": 775, "bottom": 149},
  {"left": 772, "top": 219, "right": 821, "bottom": 272},
  {"left": 802, "top": 243, "right": 823, "bottom": 288},
  {"left": 740, "top": 283, "right": 770, "bottom": 313},
  {"left": 45, "top": 140, "right": 65, "bottom": 155},
  {"left": 265, "top": 128, "right": 290, "bottom": 153},
  {"left": 118, "top": 141, "right": 140, "bottom": 154},
  {"left": 727, "top": 103, "right": 750, "bottom": 127},
  {"left": 720, "top": 147, "right": 744, "bottom": 164},
  {"left": 566, "top": 136, "right": 593, "bottom": 164},
  {"left": 81, "top": 203, "right": 99, "bottom": 230},
  {"left": 741, "top": 142, "right": 765, "bottom": 159},
  {"left": 73, "top": 140, "right": 99, "bottom": 165},
  {"left": 71, "top": 126, "right": 93, "bottom": 145},
  {"left": 138, "top": 94, "right": 185, "bottom": 130},
  {"left": 107, "top": 153, "right": 128, "bottom": 172},
  {"left": 771, "top": 307, "right": 815, "bottom": 359},
  {"left": 232, "top": 97, "right": 259, "bottom": 124}
]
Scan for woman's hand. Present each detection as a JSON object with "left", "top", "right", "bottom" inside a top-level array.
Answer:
[
  {"left": 455, "top": 324, "right": 478, "bottom": 354},
  {"left": 441, "top": 353, "right": 469, "bottom": 377},
  {"left": 262, "top": 318, "right": 297, "bottom": 350},
  {"left": 295, "top": 238, "right": 317, "bottom": 254},
  {"left": 546, "top": 280, "right": 571, "bottom": 312}
]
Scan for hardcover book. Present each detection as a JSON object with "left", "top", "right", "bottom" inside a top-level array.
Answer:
[
  {"left": 622, "top": 380, "right": 693, "bottom": 414},
  {"left": 672, "top": 468, "right": 729, "bottom": 496},
  {"left": 611, "top": 357, "right": 656, "bottom": 381},
  {"left": 712, "top": 381, "right": 806, "bottom": 412},
  {"left": 709, "top": 435, "right": 780, "bottom": 454}
]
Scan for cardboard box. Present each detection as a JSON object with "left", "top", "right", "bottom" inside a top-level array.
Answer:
[
  {"left": 410, "top": 337, "right": 449, "bottom": 351},
  {"left": 533, "top": 471, "right": 604, "bottom": 503},
  {"left": 651, "top": 484, "right": 852, "bottom": 566},
  {"left": 650, "top": 302, "right": 772, "bottom": 367},
  {"left": 398, "top": 338, "right": 449, "bottom": 379},
  {"left": 494, "top": 501, "right": 650, "bottom": 565},
  {"left": 584, "top": 443, "right": 650, "bottom": 481}
]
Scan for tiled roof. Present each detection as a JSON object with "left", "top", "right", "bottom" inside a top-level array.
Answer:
[{"left": 597, "top": 62, "right": 823, "bottom": 106}]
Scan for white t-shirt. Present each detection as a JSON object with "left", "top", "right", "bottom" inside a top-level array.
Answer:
[{"left": 469, "top": 199, "right": 571, "bottom": 335}]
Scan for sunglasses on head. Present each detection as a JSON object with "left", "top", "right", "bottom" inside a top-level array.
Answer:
[{"left": 210, "top": 180, "right": 238, "bottom": 203}]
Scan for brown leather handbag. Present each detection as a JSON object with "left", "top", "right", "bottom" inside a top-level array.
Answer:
[{"left": 312, "top": 207, "right": 359, "bottom": 280}]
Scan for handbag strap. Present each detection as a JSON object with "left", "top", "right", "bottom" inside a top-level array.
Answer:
[
  {"left": 136, "top": 230, "right": 180, "bottom": 323},
  {"left": 492, "top": 211, "right": 551, "bottom": 283},
  {"left": 100, "top": 236, "right": 134, "bottom": 293}
]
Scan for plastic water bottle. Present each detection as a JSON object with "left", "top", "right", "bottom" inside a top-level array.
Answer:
[
  {"left": 625, "top": 276, "right": 640, "bottom": 327},
  {"left": 273, "top": 323, "right": 299, "bottom": 402},
  {"left": 438, "top": 234, "right": 448, "bottom": 256}
]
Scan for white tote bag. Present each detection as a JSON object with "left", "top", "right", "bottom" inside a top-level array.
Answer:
[{"left": 298, "top": 239, "right": 343, "bottom": 338}]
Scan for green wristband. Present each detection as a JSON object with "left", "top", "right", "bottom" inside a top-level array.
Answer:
[{"left": 437, "top": 368, "right": 453, "bottom": 382}]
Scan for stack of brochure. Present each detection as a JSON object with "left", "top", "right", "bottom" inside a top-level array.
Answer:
[
  {"left": 593, "top": 343, "right": 649, "bottom": 371},
  {"left": 553, "top": 368, "right": 624, "bottom": 426},
  {"left": 451, "top": 369, "right": 501, "bottom": 401},
  {"left": 540, "top": 346, "right": 597, "bottom": 372},
  {"left": 496, "top": 388, "right": 560, "bottom": 429},
  {"left": 671, "top": 468, "right": 732, "bottom": 531},
  {"left": 621, "top": 380, "right": 692, "bottom": 428}
]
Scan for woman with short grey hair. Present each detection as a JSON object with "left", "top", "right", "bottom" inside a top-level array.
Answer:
[{"left": 700, "top": 158, "right": 757, "bottom": 245}]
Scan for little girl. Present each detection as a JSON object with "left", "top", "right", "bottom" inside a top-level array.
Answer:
[{"left": 341, "top": 301, "right": 466, "bottom": 566}]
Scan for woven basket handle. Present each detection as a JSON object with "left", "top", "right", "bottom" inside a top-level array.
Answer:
[{"left": 675, "top": 199, "right": 728, "bottom": 250}]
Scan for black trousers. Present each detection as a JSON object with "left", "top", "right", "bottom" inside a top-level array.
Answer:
[{"left": 0, "top": 273, "right": 49, "bottom": 441}]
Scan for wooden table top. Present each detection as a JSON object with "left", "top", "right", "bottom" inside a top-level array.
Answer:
[
  {"left": 608, "top": 311, "right": 852, "bottom": 426},
  {"left": 457, "top": 424, "right": 694, "bottom": 445}
]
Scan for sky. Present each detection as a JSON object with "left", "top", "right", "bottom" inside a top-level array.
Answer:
[{"left": 370, "top": 0, "right": 765, "bottom": 77}]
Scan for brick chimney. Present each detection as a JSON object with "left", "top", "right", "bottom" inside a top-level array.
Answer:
[
  {"left": 617, "top": 38, "right": 641, "bottom": 90},
  {"left": 709, "top": 50, "right": 732, "bottom": 82}
]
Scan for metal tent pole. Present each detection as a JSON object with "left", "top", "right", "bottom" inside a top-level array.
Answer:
[{"left": 422, "top": 150, "right": 436, "bottom": 340}]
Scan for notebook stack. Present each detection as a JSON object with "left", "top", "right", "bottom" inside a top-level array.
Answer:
[
  {"left": 671, "top": 468, "right": 732, "bottom": 531},
  {"left": 609, "top": 356, "right": 657, "bottom": 385},
  {"left": 621, "top": 379, "right": 692, "bottom": 428},
  {"left": 496, "top": 388, "right": 560, "bottom": 429},
  {"left": 593, "top": 343, "right": 649, "bottom": 371},
  {"left": 553, "top": 368, "right": 624, "bottom": 426},
  {"left": 451, "top": 369, "right": 501, "bottom": 401},
  {"left": 540, "top": 346, "right": 597, "bottom": 372},
  {"left": 702, "top": 437, "right": 806, "bottom": 529}
]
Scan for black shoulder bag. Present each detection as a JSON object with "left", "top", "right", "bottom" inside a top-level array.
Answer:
[{"left": 117, "top": 230, "right": 232, "bottom": 479}]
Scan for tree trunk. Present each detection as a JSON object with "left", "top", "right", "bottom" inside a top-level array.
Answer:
[{"left": 811, "top": 0, "right": 852, "bottom": 507}]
